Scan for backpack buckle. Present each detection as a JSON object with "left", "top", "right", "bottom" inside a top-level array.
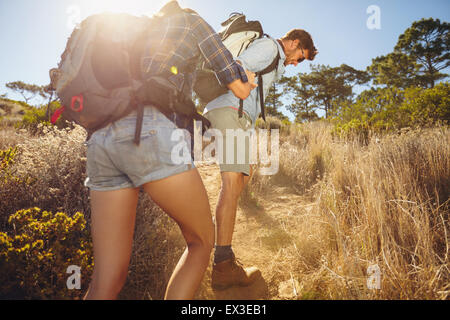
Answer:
[
  {"left": 71, "top": 94, "right": 84, "bottom": 112},
  {"left": 51, "top": 106, "right": 65, "bottom": 124}
]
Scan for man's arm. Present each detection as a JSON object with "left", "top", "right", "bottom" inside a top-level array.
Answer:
[{"left": 190, "top": 15, "right": 257, "bottom": 100}]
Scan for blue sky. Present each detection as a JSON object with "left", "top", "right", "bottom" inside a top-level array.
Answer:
[{"left": 0, "top": 0, "right": 449, "bottom": 118}]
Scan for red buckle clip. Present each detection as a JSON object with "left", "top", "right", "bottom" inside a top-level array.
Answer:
[
  {"left": 71, "top": 94, "right": 84, "bottom": 112},
  {"left": 51, "top": 106, "right": 65, "bottom": 124}
]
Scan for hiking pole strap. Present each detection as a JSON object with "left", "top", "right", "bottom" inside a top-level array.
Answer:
[
  {"left": 134, "top": 103, "right": 144, "bottom": 146},
  {"left": 238, "top": 99, "right": 244, "bottom": 118},
  {"left": 258, "top": 74, "right": 266, "bottom": 121},
  {"left": 255, "top": 48, "right": 279, "bottom": 122},
  {"left": 192, "top": 112, "right": 212, "bottom": 134}
]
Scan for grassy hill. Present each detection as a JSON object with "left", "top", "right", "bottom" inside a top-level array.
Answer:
[{"left": 0, "top": 98, "right": 32, "bottom": 124}]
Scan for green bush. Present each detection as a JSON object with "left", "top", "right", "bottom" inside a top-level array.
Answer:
[
  {"left": 332, "top": 117, "right": 371, "bottom": 144},
  {"left": 0, "top": 208, "right": 93, "bottom": 299},
  {"left": 332, "top": 83, "right": 450, "bottom": 140},
  {"left": 15, "top": 102, "right": 72, "bottom": 135},
  {"left": 404, "top": 82, "right": 450, "bottom": 126}
]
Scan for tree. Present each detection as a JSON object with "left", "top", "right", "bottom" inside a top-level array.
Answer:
[
  {"left": 5, "top": 81, "right": 48, "bottom": 105},
  {"left": 286, "top": 64, "right": 370, "bottom": 119},
  {"left": 333, "top": 82, "right": 449, "bottom": 137},
  {"left": 367, "top": 18, "right": 449, "bottom": 89},
  {"left": 367, "top": 52, "right": 424, "bottom": 88},
  {"left": 283, "top": 75, "right": 318, "bottom": 122},
  {"left": 395, "top": 18, "right": 449, "bottom": 88},
  {"left": 294, "top": 110, "right": 320, "bottom": 123},
  {"left": 265, "top": 83, "right": 283, "bottom": 115},
  {"left": 264, "top": 76, "right": 290, "bottom": 120}
]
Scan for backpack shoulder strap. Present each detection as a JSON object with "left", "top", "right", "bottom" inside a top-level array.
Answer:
[
  {"left": 238, "top": 37, "right": 281, "bottom": 121},
  {"left": 255, "top": 37, "right": 281, "bottom": 76}
]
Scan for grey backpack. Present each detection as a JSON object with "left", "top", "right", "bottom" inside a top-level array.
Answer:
[
  {"left": 49, "top": 13, "right": 151, "bottom": 134},
  {"left": 48, "top": 6, "right": 210, "bottom": 145}
]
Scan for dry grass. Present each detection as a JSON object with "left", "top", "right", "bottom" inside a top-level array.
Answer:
[
  {"left": 249, "top": 121, "right": 333, "bottom": 197},
  {"left": 0, "top": 125, "right": 90, "bottom": 229},
  {"left": 245, "top": 123, "right": 449, "bottom": 300},
  {"left": 1, "top": 120, "right": 448, "bottom": 299}
]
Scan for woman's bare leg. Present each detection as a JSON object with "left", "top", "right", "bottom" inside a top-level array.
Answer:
[
  {"left": 142, "top": 168, "right": 214, "bottom": 300},
  {"left": 84, "top": 187, "right": 139, "bottom": 300}
]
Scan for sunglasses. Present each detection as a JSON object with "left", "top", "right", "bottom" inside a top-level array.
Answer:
[{"left": 297, "top": 47, "right": 306, "bottom": 63}]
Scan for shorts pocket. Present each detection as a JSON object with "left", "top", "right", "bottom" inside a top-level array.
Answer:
[
  {"left": 110, "top": 128, "right": 160, "bottom": 177},
  {"left": 111, "top": 111, "right": 175, "bottom": 144},
  {"left": 155, "top": 127, "right": 191, "bottom": 166}
]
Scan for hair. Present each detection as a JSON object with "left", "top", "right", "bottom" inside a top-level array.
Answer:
[{"left": 282, "top": 29, "right": 317, "bottom": 59}]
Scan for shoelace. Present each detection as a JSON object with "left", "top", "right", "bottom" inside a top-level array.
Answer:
[{"left": 232, "top": 257, "right": 245, "bottom": 271}]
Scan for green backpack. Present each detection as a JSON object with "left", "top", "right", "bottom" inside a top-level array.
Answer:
[{"left": 193, "top": 13, "right": 280, "bottom": 120}]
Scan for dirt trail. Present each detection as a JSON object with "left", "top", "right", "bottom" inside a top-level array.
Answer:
[{"left": 193, "top": 162, "right": 313, "bottom": 300}]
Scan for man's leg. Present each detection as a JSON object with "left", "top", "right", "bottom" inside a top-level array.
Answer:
[
  {"left": 204, "top": 107, "right": 260, "bottom": 289},
  {"left": 212, "top": 168, "right": 260, "bottom": 290},
  {"left": 215, "top": 171, "right": 245, "bottom": 246}
]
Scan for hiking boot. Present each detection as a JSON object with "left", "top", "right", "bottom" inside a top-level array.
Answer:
[{"left": 211, "top": 256, "right": 261, "bottom": 290}]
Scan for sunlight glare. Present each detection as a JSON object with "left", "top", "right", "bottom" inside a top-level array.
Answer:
[{"left": 84, "top": 0, "right": 167, "bottom": 17}]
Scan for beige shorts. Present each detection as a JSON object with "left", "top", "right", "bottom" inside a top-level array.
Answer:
[{"left": 203, "top": 107, "right": 254, "bottom": 176}]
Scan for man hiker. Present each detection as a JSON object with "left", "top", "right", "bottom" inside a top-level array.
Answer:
[{"left": 203, "top": 29, "right": 318, "bottom": 290}]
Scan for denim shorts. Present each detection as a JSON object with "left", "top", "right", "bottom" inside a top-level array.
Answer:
[{"left": 84, "top": 106, "right": 194, "bottom": 191}]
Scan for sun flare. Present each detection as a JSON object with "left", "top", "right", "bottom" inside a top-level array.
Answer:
[{"left": 83, "top": 0, "right": 167, "bottom": 17}]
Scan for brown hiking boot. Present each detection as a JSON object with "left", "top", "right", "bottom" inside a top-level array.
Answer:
[{"left": 211, "top": 256, "right": 261, "bottom": 290}]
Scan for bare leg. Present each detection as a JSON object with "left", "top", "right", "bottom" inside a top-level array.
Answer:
[
  {"left": 211, "top": 166, "right": 260, "bottom": 290},
  {"left": 215, "top": 171, "right": 246, "bottom": 246},
  {"left": 142, "top": 168, "right": 214, "bottom": 300},
  {"left": 216, "top": 165, "right": 254, "bottom": 246},
  {"left": 84, "top": 188, "right": 139, "bottom": 300}
]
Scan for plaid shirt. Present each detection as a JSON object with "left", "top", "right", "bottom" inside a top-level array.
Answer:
[{"left": 141, "top": 2, "right": 248, "bottom": 93}]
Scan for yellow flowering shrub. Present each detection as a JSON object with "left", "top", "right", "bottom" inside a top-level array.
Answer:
[
  {"left": 15, "top": 101, "right": 72, "bottom": 135},
  {"left": 0, "top": 125, "right": 89, "bottom": 230},
  {"left": 0, "top": 207, "right": 93, "bottom": 299},
  {"left": 0, "top": 146, "right": 17, "bottom": 172}
]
